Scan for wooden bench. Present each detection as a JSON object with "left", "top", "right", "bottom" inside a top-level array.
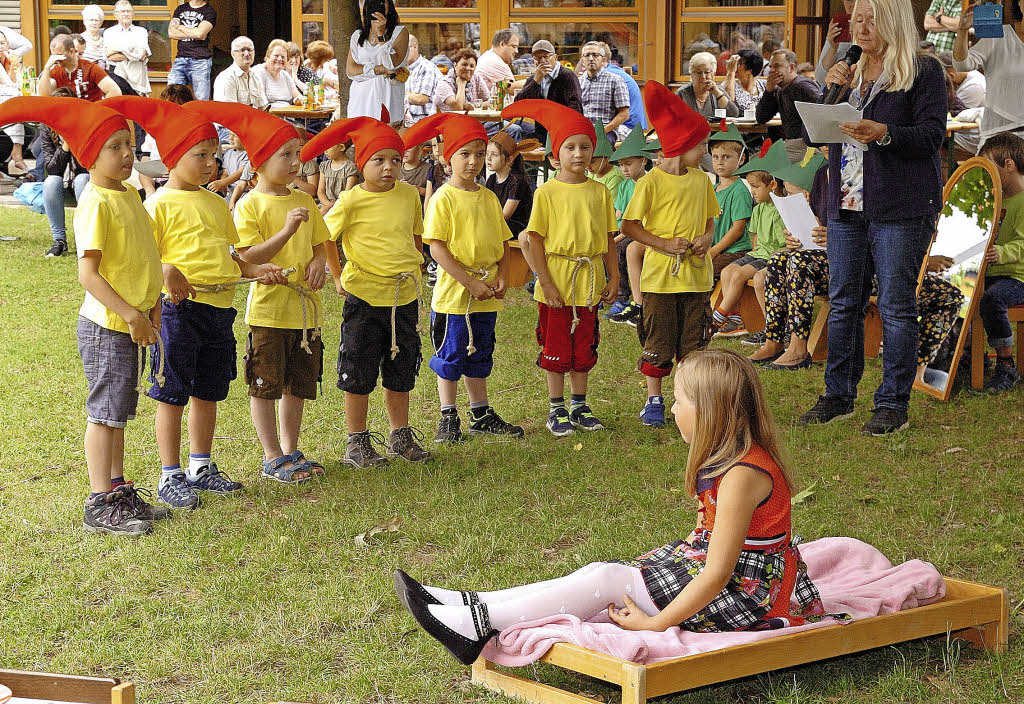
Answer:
[
  {"left": 471, "top": 577, "right": 1006, "bottom": 704},
  {"left": 0, "top": 670, "right": 134, "bottom": 704},
  {"left": 967, "top": 304, "right": 1024, "bottom": 391}
]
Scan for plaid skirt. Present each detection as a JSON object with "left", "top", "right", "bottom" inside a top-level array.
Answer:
[{"left": 614, "top": 532, "right": 837, "bottom": 633}]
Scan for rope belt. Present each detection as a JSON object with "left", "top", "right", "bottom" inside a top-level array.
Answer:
[
  {"left": 348, "top": 262, "right": 422, "bottom": 360},
  {"left": 550, "top": 253, "right": 601, "bottom": 334},
  {"left": 462, "top": 265, "right": 493, "bottom": 355},
  {"left": 664, "top": 246, "right": 705, "bottom": 277}
]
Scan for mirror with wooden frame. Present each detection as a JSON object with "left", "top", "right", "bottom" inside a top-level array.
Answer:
[{"left": 914, "top": 157, "right": 1003, "bottom": 401}]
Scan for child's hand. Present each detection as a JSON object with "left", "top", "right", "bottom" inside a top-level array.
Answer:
[
  {"left": 608, "top": 596, "right": 658, "bottom": 632},
  {"left": 600, "top": 276, "right": 619, "bottom": 304},
  {"left": 207, "top": 178, "right": 228, "bottom": 194},
  {"left": 253, "top": 262, "right": 288, "bottom": 285},
  {"left": 662, "top": 237, "right": 691, "bottom": 256},
  {"left": 305, "top": 256, "right": 326, "bottom": 291},
  {"left": 467, "top": 278, "right": 494, "bottom": 301},
  {"left": 319, "top": 200, "right": 334, "bottom": 216},
  {"left": 540, "top": 281, "right": 565, "bottom": 309},
  {"left": 690, "top": 233, "right": 713, "bottom": 259},
  {"left": 493, "top": 276, "right": 507, "bottom": 300},
  {"left": 985, "top": 246, "right": 1000, "bottom": 265},
  {"left": 127, "top": 309, "right": 158, "bottom": 347},
  {"left": 163, "top": 265, "right": 196, "bottom": 304},
  {"left": 284, "top": 207, "right": 310, "bottom": 236},
  {"left": 784, "top": 229, "right": 802, "bottom": 250},
  {"left": 811, "top": 225, "right": 828, "bottom": 247},
  {"left": 149, "top": 303, "right": 162, "bottom": 333}
]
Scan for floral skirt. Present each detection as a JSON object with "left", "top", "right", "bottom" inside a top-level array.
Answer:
[{"left": 614, "top": 533, "right": 841, "bottom": 633}]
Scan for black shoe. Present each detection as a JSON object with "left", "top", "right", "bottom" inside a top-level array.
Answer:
[
  {"left": 469, "top": 407, "right": 524, "bottom": 438},
  {"left": 45, "top": 240, "right": 68, "bottom": 258},
  {"left": 985, "top": 363, "right": 1018, "bottom": 394},
  {"left": 861, "top": 407, "right": 909, "bottom": 436},
  {"left": 403, "top": 588, "right": 496, "bottom": 666},
  {"left": 83, "top": 488, "right": 153, "bottom": 536},
  {"left": 435, "top": 412, "right": 464, "bottom": 444},
  {"left": 393, "top": 569, "right": 442, "bottom": 614},
  {"left": 765, "top": 355, "right": 813, "bottom": 371},
  {"left": 122, "top": 483, "right": 173, "bottom": 520},
  {"left": 796, "top": 395, "right": 854, "bottom": 426},
  {"left": 741, "top": 331, "right": 766, "bottom": 346},
  {"left": 524, "top": 277, "right": 536, "bottom": 295}
]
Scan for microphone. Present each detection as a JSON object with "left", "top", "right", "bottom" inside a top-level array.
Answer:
[{"left": 822, "top": 45, "right": 862, "bottom": 105}]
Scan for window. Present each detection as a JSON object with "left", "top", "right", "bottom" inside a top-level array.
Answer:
[
  {"left": 513, "top": 0, "right": 635, "bottom": 7},
  {"left": 512, "top": 21, "right": 639, "bottom": 69},
  {"left": 402, "top": 22, "right": 482, "bottom": 59}
]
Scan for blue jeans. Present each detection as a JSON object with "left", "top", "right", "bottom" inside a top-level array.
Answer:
[
  {"left": 485, "top": 119, "right": 535, "bottom": 141},
  {"left": 44, "top": 173, "right": 91, "bottom": 243},
  {"left": 167, "top": 57, "right": 213, "bottom": 101},
  {"left": 824, "top": 210, "right": 934, "bottom": 411},
  {"left": 979, "top": 276, "right": 1024, "bottom": 349}
]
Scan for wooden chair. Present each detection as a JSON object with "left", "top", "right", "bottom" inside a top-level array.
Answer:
[
  {"left": 711, "top": 280, "right": 765, "bottom": 334},
  {"left": 0, "top": 670, "right": 135, "bottom": 704},
  {"left": 472, "top": 577, "right": 1007, "bottom": 704}
]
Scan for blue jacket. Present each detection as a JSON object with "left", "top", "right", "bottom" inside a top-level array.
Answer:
[
  {"left": 813, "top": 56, "right": 947, "bottom": 223},
  {"left": 605, "top": 64, "right": 647, "bottom": 130}
]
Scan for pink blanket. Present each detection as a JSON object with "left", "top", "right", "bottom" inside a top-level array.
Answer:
[{"left": 481, "top": 537, "right": 946, "bottom": 666}]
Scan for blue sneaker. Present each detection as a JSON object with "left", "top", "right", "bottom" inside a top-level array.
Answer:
[
  {"left": 640, "top": 397, "right": 666, "bottom": 427},
  {"left": 569, "top": 404, "right": 605, "bottom": 431},
  {"left": 158, "top": 471, "right": 200, "bottom": 510},
  {"left": 546, "top": 407, "right": 575, "bottom": 437},
  {"left": 186, "top": 463, "right": 244, "bottom": 495},
  {"left": 525, "top": 277, "right": 537, "bottom": 295},
  {"left": 604, "top": 301, "right": 628, "bottom": 319}
]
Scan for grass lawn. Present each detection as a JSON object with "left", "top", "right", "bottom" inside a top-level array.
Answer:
[{"left": 0, "top": 205, "right": 1021, "bottom": 704}]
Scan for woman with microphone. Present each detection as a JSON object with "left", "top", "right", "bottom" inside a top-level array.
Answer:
[{"left": 797, "top": 0, "right": 947, "bottom": 436}]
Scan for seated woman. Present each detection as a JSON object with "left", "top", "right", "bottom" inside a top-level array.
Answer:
[
  {"left": 395, "top": 349, "right": 835, "bottom": 666},
  {"left": 252, "top": 39, "right": 304, "bottom": 108},
  {"left": 40, "top": 87, "right": 91, "bottom": 258}
]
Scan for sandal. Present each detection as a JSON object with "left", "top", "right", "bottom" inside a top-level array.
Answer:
[
  {"left": 261, "top": 455, "right": 311, "bottom": 484},
  {"left": 765, "top": 355, "right": 813, "bottom": 371},
  {"left": 289, "top": 449, "right": 325, "bottom": 476}
]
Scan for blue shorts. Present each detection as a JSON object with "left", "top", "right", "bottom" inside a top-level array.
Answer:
[
  {"left": 429, "top": 311, "right": 497, "bottom": 381},
  {"left": 148, "top": 299, "right": 237, "bottom": 405}
]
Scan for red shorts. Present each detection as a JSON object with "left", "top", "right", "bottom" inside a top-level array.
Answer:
[{"left": 535, "top": 303, "right": 599, "bottom": 373}]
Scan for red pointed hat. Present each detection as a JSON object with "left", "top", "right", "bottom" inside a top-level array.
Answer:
[
  {"left": 183, "top": 101, "right": 299, "bottom": 170},
  {"left": 500, "top": 99, "right": 595, "bottom": 157},
  {"left": 402, "top": 113, "right": 488, "bottom": 162},
  {"left": 301, "top": 116, "right": 405, "bottom": 170},
  {"left": 642, "top": 80, "right": 710, "bottom": 158},
  {"left": 104, "top": 96, "right": 217, "bottom": 169},
  {"left": 0, "top": 96, "right": 128, "bottom": 169}
]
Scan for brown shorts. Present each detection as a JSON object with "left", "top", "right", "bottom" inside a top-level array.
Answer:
[
  {"left": 636, "top": 292, "right": 712, "bottom": 378},
  {"left": 712, "top": 251, "right": 746, "bottom": 280},
  {"left": 244, "top": 326, "right": 324, "bottom": 400}
]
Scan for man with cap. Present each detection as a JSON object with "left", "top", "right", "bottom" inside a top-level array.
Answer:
[{"left": 512, "top": 40, "right": 583, "bottom": 147}]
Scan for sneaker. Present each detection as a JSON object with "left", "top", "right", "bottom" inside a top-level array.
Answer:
[
  {"left": 426, "top": 261, "right": 438, "bottom": 287},
  {"left": 435, "top": 413, "right": 464, "bottom": 444},
  {"left": 603, "top": 301, "right": 628, "bottom": 319},
  {"left": 469, "top": 407, "right": 525, "bottom": 438},
  {"left": 985, "top": 363, "right": 1018, "bottom": 394},
  {"left": 714, "top": 319, "right": 748, "bottom": 338},
  {"left": 796, "top": 395, "right": 855, "bottom": 426},
  {"left": 609, "top": 301, "right": 641, "bottom": 326},
  {"left": 45, "top": 240, "right": 68, "bottom": 258},
  {"left": 186, "top": 463, "right": 244, "bottom": 495},
  {"left": 546, "top": 407, "right": 574, "bottom": 437},
  {"left": 157, "top": 472, "right": 200, "bottom": 511},
  {"left": 569, "top": 404, "right": 605, "bottom": 431},
  {"left": 82, "top": 488, "right": 153, "bottom": 536},
  {"left": 639, "top": 398, "right": 666, "bottom": 427},
  {"left": 120, "top": 483, "right": 172, "bottom": 521},
  {"left": 524, "top": 277, "right": 536, "bottom": 295},
  {"left": 861, "top": 407, "right": 909, "bottom": 436},
  {"left": 387, "top": 426, "right": 432, "bottom": 462},
  {"left": 343, "top": 431, "right": 389, "bottom": 468},
  {"left": 741, "top": 331, "right": 766, "bottom": 346}
]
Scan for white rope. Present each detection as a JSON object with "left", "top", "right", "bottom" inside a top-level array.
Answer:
[
  {"left": 550, "top": 253, "right": 600, "bottom": 334},
  {"left": 348, "top": 262, "right": 423, "bottom": 360},
  {"left": 462, "top": 266, "right": 492, "bottom": 355}
]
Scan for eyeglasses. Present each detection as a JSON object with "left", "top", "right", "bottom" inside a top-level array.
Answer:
[
  {"left": 581, "top": 52, "right": 603, "bottom": 59},
  {"left": 233, "top": 48, "right": 255, "bottom": 53},
  {"left": 692, "top": 69, "right": 715, "bottom": 77}
]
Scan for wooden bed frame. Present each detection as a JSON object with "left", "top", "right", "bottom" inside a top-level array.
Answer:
[
  {"left": 0, "top": 670, "right": 134, "bottom": 704},
  {"left": 471, "top": 577, "right": 1007, "bottom": 704}
]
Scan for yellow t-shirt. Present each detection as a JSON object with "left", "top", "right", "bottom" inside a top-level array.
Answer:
[
  {"left": 525, "top": 178, "right": 616, "bottom": 306},
  {"left": 623, "top": 167, "right": 721, "bottom": 294},
  {"left": 145, "top": 186, "right": 241, "bottom": 309},
  {"left": 233, "top": 188, "right": 330, "bottom": 330},
  {"left": 325, "top": 182, "right": 424, "bottom": 307},
  {"left": 74, "top": 182, "right": 163, "bottom": 334},
  {"left": 423, "top": 184, "right": 511, "bottom": 315}
]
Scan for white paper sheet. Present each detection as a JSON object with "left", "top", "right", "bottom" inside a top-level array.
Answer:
[
  {"left": 795, "top": 101, "right": 864, "bottom": 149},
  {"left": 771, "top": 193, "right": 823, "bottom": 251}
]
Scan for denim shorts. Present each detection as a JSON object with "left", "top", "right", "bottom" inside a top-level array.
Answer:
[
  {"left": 148, "top": 299, "right": 238, "bottom": 406},
  {"left": 731, "top": 254, "right": 769, "bottom": 272},
  {"left": 77, "top": 316, "right": 140, "bottom": 428}
]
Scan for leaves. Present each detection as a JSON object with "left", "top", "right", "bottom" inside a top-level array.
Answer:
[
  {"left": 354, "top": 515, "right": 403, "bottom": 547},
  {"left": 791, "top": 480, "right": 817, "bottom": 506},
  {"left": 573, "top": 443, "right": 583, "bottom": 452}
]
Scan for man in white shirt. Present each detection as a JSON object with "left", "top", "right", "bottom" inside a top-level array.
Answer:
[
  {"left": 475, "top": 29, "right": 525, "bottom": 93},
  {"left": 213, "top": 36, "right": 267, "bottom": 141},
  {"left": 940, "top": 50, "right": 986, "bottom": 156},
  {"left": 104, "top": 1, "right": 151, "bottom": 96},
  {"left": 405, "top": 34, "right": 443, "bottom": 125}
]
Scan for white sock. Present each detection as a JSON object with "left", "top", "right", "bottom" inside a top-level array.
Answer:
[
  {"left": 427, "top": 604, "right": 482, "bottom": 640},
  {"left": 423, "top": 585, "right": 466, "bottom": 606},
  {"left": 186, "top": 454, "right": 211, "bottom": 479}
]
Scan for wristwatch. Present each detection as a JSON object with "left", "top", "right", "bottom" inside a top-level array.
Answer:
[{"left": 875, "top": 126, "right": 892, "bottom": 147}]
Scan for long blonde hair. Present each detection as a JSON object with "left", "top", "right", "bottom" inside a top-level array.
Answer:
[
  {"left": 851, "top": 0, "right": 922, "bottom": 93},
  {"left": 676, "top": 349, "right": 792, "bottom": 496}
]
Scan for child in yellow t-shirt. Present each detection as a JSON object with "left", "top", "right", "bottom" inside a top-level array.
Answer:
[
  {"left": 303, "top": 117, "right": 431, "bottom": 468},
  {"left": 107, "top": 97, "right": 286, "bottom": 509},
  {"left": 620, "top": 81, "right": 721, "bottom": 428},
  {"left": 501, "top": 100, "right": 619, "bottom": 437},
  {"left": 404, "top": 114, "right": 523, "bottom": 444},
  {"left": 187, "top": 102, "right": 330, "bottom": 486},
  {"left": 0, "top": 98, "right": 164, "bottom": 535}
]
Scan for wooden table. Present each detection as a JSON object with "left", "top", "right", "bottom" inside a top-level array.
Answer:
[
  {"left": 269, "top": 104, "right": 337, "bottom": 126},
  {"left": 463, "top": 109, "right": 502, "bottom": 123},
  {"left": 945, "top": 120, "right": 980, "bottom": 175}
]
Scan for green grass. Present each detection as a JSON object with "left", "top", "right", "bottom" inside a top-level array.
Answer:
[{"left": 0, "top": 205, "right": 1021, "bottom": 704}]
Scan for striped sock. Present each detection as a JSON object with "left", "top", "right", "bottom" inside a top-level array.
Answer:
[
  {"left": 728, "top": 311, "right": 743, "bottom": 325},
  {"left": 549, "top": 397, "right": 565, "bottom": 414},
  {"left": 570, "top": 394, "right": 587, "bottom": 409},
  {"left": 712, "top": 309, "right": 727, "bottom": 326}
]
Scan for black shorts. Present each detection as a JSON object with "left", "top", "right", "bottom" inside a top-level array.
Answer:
[{"left": 337, "top": 293, "right": 422, "bottom": 395}]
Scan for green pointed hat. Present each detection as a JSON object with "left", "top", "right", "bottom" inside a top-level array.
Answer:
[
  {"left": 610, "top": 125, "right": 649, "bottom": 162},
  {"left": 772, "top": 148, "right": 827, "bottom": 192},
  {"left": 544, "top": 132, "right": 552, "bottom": 155},
  {"left": 592, "top": 120, "right": 613, "bottom": 158},
  {"left": 708, "top": 120, "right": 744, "bottom": 146},
  {"left": 735, "top": 139, "right": 790, "bottom": 176},
  {"left": 641, "top": 137, "right": 661, "bottom": 152}
]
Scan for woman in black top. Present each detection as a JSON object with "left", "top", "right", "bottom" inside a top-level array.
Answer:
[{"left": 484, "top": 130, "right": 538, "bottom": 240}]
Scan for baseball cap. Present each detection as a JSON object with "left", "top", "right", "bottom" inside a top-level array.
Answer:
[{"left": 531, "top": 39, "right": 555, "bottom": 55}]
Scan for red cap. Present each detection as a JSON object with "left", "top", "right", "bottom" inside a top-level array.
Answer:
[
  {"left": 0, "top": 96, "right": 128, "bottom": 169},
  {"left": 642, "top": 80, "right": 710, "bottom": 158},
  {"left": 183, "top": 101, "right": 299, "bottom": 170},
  {"left": 104, "top": 96, "right": 218, "bottom": 169},
  {"left": 402, "top": 113, "right": 488, "bottom": 162},
  {"left": 301, "top": 117, "right": 405, "bottom": 170},
  {"left": 500, "top": 99, "right": 595, "bottom": 157}
]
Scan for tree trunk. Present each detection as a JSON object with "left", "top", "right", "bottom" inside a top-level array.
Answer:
[{"left": 329, "top": 0, "right": 362, "bottom": 117}]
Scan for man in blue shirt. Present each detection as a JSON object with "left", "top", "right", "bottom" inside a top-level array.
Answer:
[{"left": 598, "top": 42, "right": 646, "bottom": 137}]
